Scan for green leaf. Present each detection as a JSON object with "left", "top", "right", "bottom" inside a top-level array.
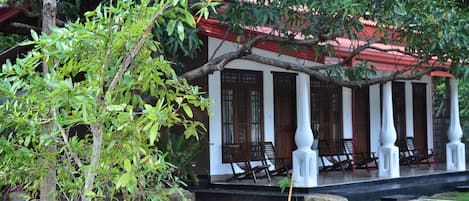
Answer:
[
  {"left": 123, "top": 159, "right": 132, "bottom": 172},
  {"left": 116, "top": 173, "right": 136, "bottom": 189},
  {"left": 185, "top": 11, "right": 195, "bottom": 27},
  {"left": 106, "top": 104, "right": 126, "bottom": 112},
  {"left": 184, "top": 127, "right": 197, "bottom": 138},
  {"left": 278, "top": 177, "right": 291, "bottom": 193},
  {"left": 166, "top": 20, "right": 177, "bottom": 36},
  {"left": 182, "top": 105, "right": 193, "bottom": 118},
  {"left": 149, "top": 123, "right": 159, "bottom": 145},
  {"left": 31, "top": 30, "right": 38, "bottom": 41},
  {"left": 85, "top": 190, "right": 96, "bottom": 198},
  {"left": 177, "top": 22, "right": 185, "bottom": 41}
]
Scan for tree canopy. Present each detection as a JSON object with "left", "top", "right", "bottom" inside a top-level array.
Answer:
[
  {"left": 0, "top": 0, "right": 215, "bottom": 200},
  {"left": 182, "top": 0, "right": 469, "bottom": 87}
]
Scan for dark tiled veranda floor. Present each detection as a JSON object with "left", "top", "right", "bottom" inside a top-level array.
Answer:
[
  {"left": 196, "top": 162, "right": 469, "bottom": 201},
  {"left": 211, "top": 163, "right": 451, "bottom": 186}
]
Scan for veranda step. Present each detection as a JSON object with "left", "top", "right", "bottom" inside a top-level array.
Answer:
[
  {"left": 455, "top": 185, "right": 469, "bottom": 192},
  {"left": 380, "top": 194, "right": 418, "bottom": 201}
]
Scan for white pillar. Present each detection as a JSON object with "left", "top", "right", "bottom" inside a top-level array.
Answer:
[
  {"left": 446, "top": 78, "right": 466, "bottom": 171},
  {"left": 379, "top": 82, "right": 400, "bottom": 178},
  {"left": 292, "top": 73, "right": 317, "bottom": 187}
]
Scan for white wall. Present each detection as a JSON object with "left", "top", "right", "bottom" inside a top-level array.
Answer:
[
  {"left": 369, "top": 84, "right": 381, "bottom": 154},
  {"left": 342, "top": 87, "right": 353, "bottom": 139},
  {"left": 405, "top": 81, "right": 414, "bottom": 138}
]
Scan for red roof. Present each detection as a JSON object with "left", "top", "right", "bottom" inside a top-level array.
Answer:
[{"left": 197, "top": 18, "right": 452, "bottom": 77}]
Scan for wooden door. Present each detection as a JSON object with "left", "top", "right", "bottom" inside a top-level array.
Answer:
[
  {"left": 412, "top": 83, "right": 428, "bottom": 150},
  {"left": 353, "top": 86, "right": 370, "bottom": 154},
  {"left": 274, "top": 73, "right": 296, "bottom": 166}
]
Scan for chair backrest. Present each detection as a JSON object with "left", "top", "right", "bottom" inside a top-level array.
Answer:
[
  {"left": 342, "top": 139, "right": 353, "bottom": 155},
  {"left": 318, "top": 139, "right": 332, "bottom": 155},
  {"left": 406, "top": 137, "right": 416, "bottom": 151},
  {"left": 261, "top": 142, "right": 276, "bottom": 160},
  {"left": 222, "top": 144, "right": 244, "bottom": 162}
]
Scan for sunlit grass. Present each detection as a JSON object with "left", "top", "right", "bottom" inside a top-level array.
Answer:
[{"left": 422, "top": 192, "right": 469, "bottom": 201}]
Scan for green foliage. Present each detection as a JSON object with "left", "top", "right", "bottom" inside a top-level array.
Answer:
[
  {"left": 425, "top": 191, "right": 469, "bottom": 200},
  {"left": 0, "top": 33, "right": 29, "bottom": 52},
  {"left": 0, "top": 0, "right": 215, "bottom": 200},
  {"left": 4, "top": 0, "right": 88, "bottom": 22},
  {"left": 158, "top": 128, "right": 205, "bottom": 184},
  {"left": 278, "top": 177, "right": 291, "bottom": 193},
  {"left": 218, "top": 0, "right": 469, "bottom": 79}
]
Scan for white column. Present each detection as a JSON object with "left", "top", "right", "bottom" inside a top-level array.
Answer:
[
  {"left": 446, "top": 78, "right": 466, "bottom": 171},
  {"left": 292, "top": 73, "right": 317, "bottom": 187},
  {"left": 379, "top": 82, "right": 400, "bottom": 178}
]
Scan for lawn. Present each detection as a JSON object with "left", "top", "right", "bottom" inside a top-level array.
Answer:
[{"left": 423, "top": 192, "right": 469, "bottom": 201}]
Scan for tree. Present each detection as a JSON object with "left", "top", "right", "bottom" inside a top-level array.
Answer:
[
  {"left": 39, "top": 0, "right": 57, "bottom": 200},
  {"left": 182, "top": 0, "right": 469, "bottom": 86},
  {"left": 0, "top": 0, "right": 215, "bottom": 200}
]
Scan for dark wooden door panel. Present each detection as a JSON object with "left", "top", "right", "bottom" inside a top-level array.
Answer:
[
  {"left": 274, "top": 73, "right": 296, "bottom": 166},
  {"left": 353, "top": 87, "right": 370, "bottom": 154},
  {"left": 412, "top": 83, "right": 427, "bottom": 150},
  {"left": 392, "top": 82, "right": 406, "bottom": 147}
]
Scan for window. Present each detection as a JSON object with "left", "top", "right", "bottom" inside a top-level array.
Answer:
[
  {"left": 222, "top": 70, "right": 263, "bottom": 161},
  {"left": 311, "top": 78, "right": 343, "bottom": 153}
]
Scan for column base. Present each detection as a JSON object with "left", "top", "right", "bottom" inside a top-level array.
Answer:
[
  {"left": 292, "top": 149, "right": 317, "bottom": 187},
  {"left": 446, "top": 142, "right": 466, "bottom": 171},
  {"left": 378, "top": 146, "right": 399, "bottom": 178}
]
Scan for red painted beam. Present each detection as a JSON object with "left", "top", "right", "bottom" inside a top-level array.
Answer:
[
  {"left": 197, "top": 18, "right": 451, "bottom": 76},
  {"left": 0, "top": 8, "right": 21, "bottom": 24}
]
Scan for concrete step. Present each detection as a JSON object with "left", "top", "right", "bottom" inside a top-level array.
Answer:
[
  {"left": 456, "top": 185, "right": 469, "bottom": 192},
  {"left": 380, "top": 194, "right": 418, "bottom": 201}
]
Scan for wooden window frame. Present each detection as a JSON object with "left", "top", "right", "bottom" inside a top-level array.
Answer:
[
  {"left": 221, "top": 70, "right": 264, "bottom": 162},
  {"left": 310, "top": 78, "right": 343, "bottom": 154}
]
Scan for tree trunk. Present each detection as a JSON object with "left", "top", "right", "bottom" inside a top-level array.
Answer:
[
  {"left": 40, "top": 0, "right": 57, "bottom": 201},
  {"left": 41, "top": 0, "right": 56, "bottom": 73},
  {"left": 82, "top": 123, "right": 103, "bottom": 201}
]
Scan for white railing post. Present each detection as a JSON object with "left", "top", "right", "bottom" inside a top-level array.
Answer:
[
  {"left": 292, "top": 73, "right": 317, "bottom": 187},
  {"left": 378, "top": 82, "right": 400, "bottom": 178},
  {"left": 446, "top": 78, "right": 466, "bottom": 171}
]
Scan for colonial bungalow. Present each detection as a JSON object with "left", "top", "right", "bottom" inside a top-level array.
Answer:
[{"left": 188, "top": 17, "right": 466, "bottom": 188}]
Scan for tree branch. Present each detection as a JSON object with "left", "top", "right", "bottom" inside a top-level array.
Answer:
[
  {"left": 182, "top": 34, "right": 325, "bottom": 80},
  {"left": 55, "top": 122, "right": 83, "bottom": 168},
  {"left": 82, "top": 123, "right": 102, "bottom": 201},
  {"left": 310, "top": 65, "right": 447, "bottom": 87},
  {"left": 107, "top": 5, "right": 169, "bottom": 94}
]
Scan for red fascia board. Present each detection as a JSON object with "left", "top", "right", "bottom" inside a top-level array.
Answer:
[
  {"left": 197, "top": 18, "right": 411, "bottom": 68},
  {"left": 0, "top": 8, "right": 21, "bottom": 24},
  {"left": 197, "top": 18, "right": 324, "bottom": 63},
  {"left": 197, "top": 18, "right": 451, "bottom": 76},
  {"left": 430, "top": 71, "right": 454, "bottom": 77}
]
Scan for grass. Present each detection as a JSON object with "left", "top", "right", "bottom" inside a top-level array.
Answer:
[{"left": 422, "top": 192, "right": 469, "bottom": 201}]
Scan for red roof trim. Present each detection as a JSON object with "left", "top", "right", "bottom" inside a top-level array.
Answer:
[
  {"left": 0, "top": 8, "right": 21, "bottom": 24},
  {"left": 430, "top": 71, "right": 454, "bottom": 77},
  {"left": 197, "top": 18, "right": 324, "bottom": 63},
  {"left": 197, "top": 18, "right": 451, "bottom": 77}
]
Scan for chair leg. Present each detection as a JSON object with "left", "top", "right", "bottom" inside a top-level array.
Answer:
[{"left": 265, "top": 168, "right": 271, "bottom": 182}]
